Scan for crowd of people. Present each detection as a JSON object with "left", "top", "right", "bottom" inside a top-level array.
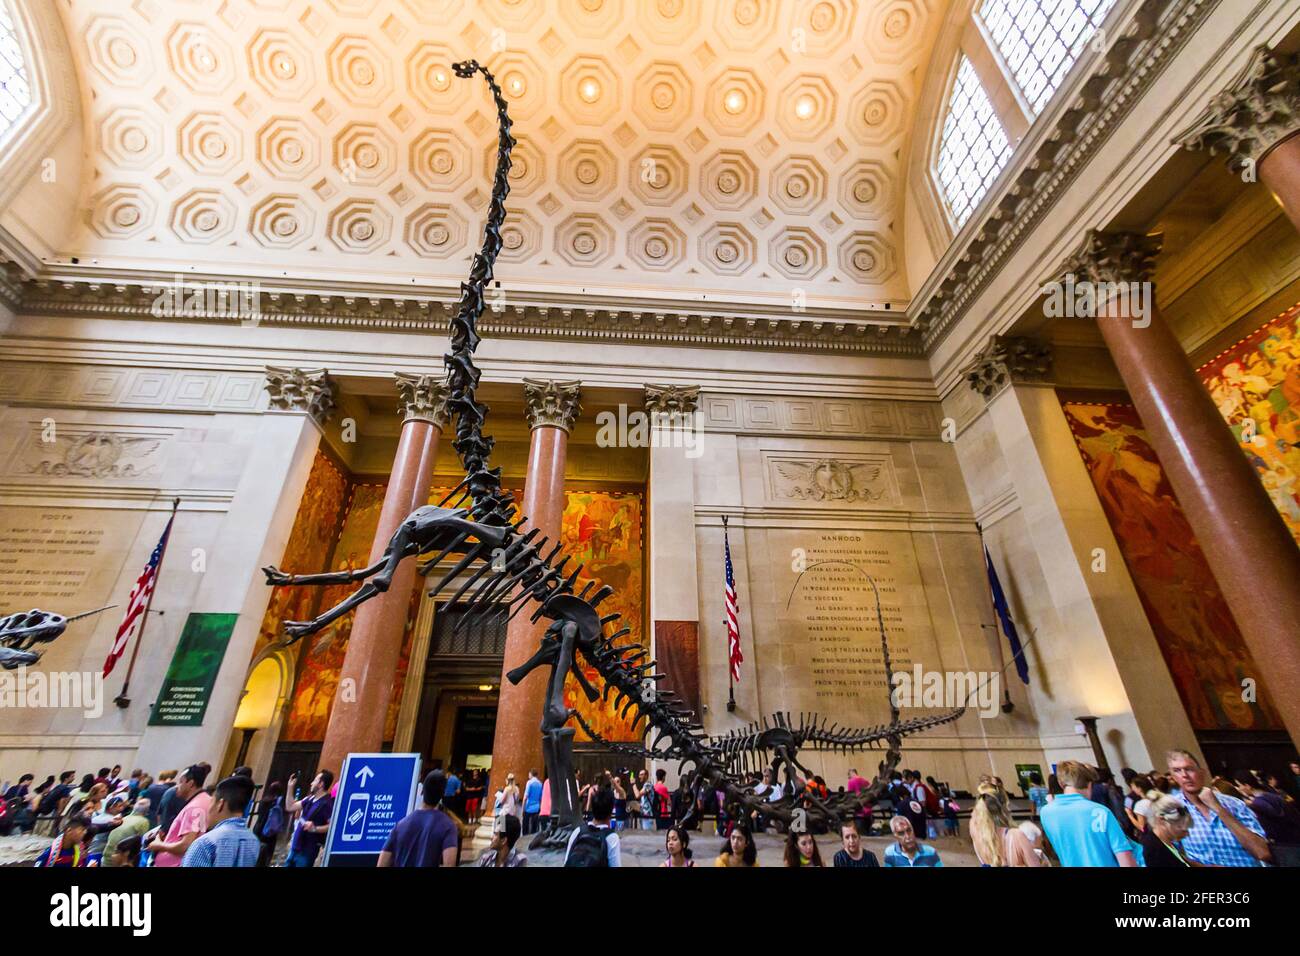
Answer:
[{"left": 3, "top": 749, "right": 1296, "bottom": 868}]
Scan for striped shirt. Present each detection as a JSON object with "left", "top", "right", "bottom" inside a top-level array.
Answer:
[
  {"left": 1172, "top": 790, "right": 1266, "bottom": 867},
  {"left": 883, "top": 842, "right": 943, "bottom": 867},
  {"left": 182, "top": 817, "right": 261, "bottom": 868}
]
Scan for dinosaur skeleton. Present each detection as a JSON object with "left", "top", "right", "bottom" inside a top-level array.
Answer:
[
  {"left": 262, "top": 61, "right": 966, "bottom": 845},
  {"left": 0, "top": 606, "right": 116, "bottom": 669}
]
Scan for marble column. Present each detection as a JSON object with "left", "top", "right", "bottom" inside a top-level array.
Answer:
[
  {"left": 318, "top": 373, "right": 450, "bottom": 774},
  {"left": 1061, "top": 231, "right": 1300, "bottom": 747},
  {"left": 1176, "top": 47, "right": 1300, "bottom": 233},
  {"left": 489, "top": 379, "right": 581, "bottom": 785},
  {"left": 136, "top": 368, "right": 335, "bottom": 775}
]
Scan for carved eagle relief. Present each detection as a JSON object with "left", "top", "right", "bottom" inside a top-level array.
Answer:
[
  {"left": 28, "top": 432, "right": 162, "bottom": 479},
  {"left": 774, "top": 458, "right": 885, "bottom": 502}
]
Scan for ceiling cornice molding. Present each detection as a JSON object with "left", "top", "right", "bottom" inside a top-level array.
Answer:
[
  {"left": 908, "top": 0, "right": 1210, "bottom": 349},
  {"left": 17, "top": 274, "right": 925, "bottom": 357}
]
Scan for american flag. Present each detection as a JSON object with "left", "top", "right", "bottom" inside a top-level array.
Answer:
[
  {"left": 723, "top": 519, "right": 742, "bottom": 682},
  {"left": 103, "top": 515, "right": 174, "bottom": 677}
]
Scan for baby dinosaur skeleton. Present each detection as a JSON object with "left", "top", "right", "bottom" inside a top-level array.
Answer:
[{"left": 263, "top": 61, "right": 965, "bottom": 844}]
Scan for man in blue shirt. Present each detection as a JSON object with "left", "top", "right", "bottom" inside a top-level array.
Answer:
[
  {"left": 1040, "top": 760, "right": 1138, "bottom": 867},
  {"left": 522, "top": 769, "right": 543, "bottom": 835},
  {"left": 379, "top": 770, "right": 460, "bottom": 867},
  {"left": 182, "top": 776, "right": 260, "bottom": 867},
  {"left": 883, "top": 815, "right": 943, "bottom": 866},
  {"left": 444, "top": 768, "right": 462, "bottom": 817},
  {"left": 1166, "top": 750, "right": 1270, "bottom": 867}
]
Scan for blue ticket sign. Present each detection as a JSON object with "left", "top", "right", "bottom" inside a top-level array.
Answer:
[{"left": 323, "top": 752, "right": 422, "bottom": 865}]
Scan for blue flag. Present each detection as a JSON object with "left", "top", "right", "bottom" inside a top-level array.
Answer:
[{"left": 985, "top": 547, "right": 1029, "bottom": 684}]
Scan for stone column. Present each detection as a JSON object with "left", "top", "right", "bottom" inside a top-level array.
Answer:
[
  {"left": 644, "top": 385, "right": 703, "bottom": 719},
  {"left": 963, "top": 340, "right": 1199, "bottom": 769},
  {"left": 318, "top": 373, "right": 450, "bottom": 774},
  {"left": 136, "top": 368, "right": 335, "bottom": 775},
  {"left": 1176, "top": 46, "right": 1300, "bottom": 232},
  {"left": 489, "top": 379, "right": 581, "bottom": 785},
  {"left": 1061, "top": 230, "right": 1300, "bottom": 747}
]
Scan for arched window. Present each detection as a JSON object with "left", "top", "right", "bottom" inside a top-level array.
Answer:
[
  {"left": 0, "top": 0, "right": 32, "bottom": 142},
  {"left": 935, "top": 56, "right": 1013, "bottom": 228},
  {"left": 978, "top": 0, "right": 1118, "bottom": 116}
]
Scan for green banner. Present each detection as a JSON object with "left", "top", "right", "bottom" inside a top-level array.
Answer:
[{"left": 148, "top": 612, "right": 237, "bottom": 726}]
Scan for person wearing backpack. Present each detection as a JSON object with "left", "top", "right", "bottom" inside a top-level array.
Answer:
[
  {"left": 252, "top": 780, "right": 285, "bottom": 867},
  {"left": 564, "top": 786, "right": 620, "bottom": 867}
]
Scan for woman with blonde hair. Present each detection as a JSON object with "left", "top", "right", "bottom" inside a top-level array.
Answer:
[
  {"left": 494, "top": 772, "right": 521, "bottom": 834},
  {"left": 970, "top": 784, "right": 1041, "bottom": 867},
  {"left": 1138, "top": 790, "right": 1197, "bottom": 867}
]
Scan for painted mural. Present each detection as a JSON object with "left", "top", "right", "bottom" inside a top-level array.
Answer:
[
  {"left": 281, "top": 482, "right": 385, "bottom": 742},
  {"left": 254, "top": 452, "right": 347, "bottom": 658},
  {"left": 1198, "top": 302, "right": 1300, "bottom": 543},
  {"left": 1060, "top": 400, "right": 1282, "bottom": 731},
  {"left": 560, "top": 490, "right": 645, "bottom": 743}
]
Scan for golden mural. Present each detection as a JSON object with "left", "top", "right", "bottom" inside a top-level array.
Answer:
[
  {"left": 253, "top": 452, "right": 346, "bottom": 658},
  {"left": 281, "top": 482, "right": 385, "bottom": 742},
  {"left": 1060, "top": 399, "right": 1281, "bottom": 731},
  {"left": 1198, "top": 302, "right": 1300, "bottom": 543},
  {"left": 559, "top": 490, "right": 645, "bottom": 743}
]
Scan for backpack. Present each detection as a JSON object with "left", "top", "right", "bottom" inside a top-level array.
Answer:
[
  {"left": 262, "top": 798, "right": 285, "bottom": 838},
  {"left": 564, "top": 824, "right": 610, "bottom": 867}
]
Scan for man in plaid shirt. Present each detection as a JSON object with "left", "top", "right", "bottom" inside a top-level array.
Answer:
[
  {"left": 182, "top": 775, "right": 261, "bottom": 868},
  {"left": 1167, "top": 750, "right": 1271, "bottom": 867}
]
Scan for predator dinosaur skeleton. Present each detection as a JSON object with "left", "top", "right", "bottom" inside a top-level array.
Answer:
[{"left": 262, "top": 62, "right": 967, "bottom": 845}]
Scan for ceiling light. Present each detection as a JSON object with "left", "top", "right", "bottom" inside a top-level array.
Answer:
[
  {"left": 507, "top": 73, "right": 526, "bottom": 95},
  {"left": 724, "top": 89, "right": 746, "bottom": 114},
  {"left": 579, "top": 78, "right": 601, "bottom": 102},
  {"left": 795, "top": 94, "right": 816, "bottom": 119}
]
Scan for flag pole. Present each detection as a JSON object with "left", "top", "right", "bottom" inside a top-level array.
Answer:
[
  {"left": 723, "top": 514, "right": 736, "bottom": 713},
  {"left": 976, "top": 521, "right": 1015, "bottom": 713},
  {"left": 114, "top": 497, "right": 180, "bottom": 709}
]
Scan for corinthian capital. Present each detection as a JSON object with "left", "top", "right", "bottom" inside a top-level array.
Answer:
[
  {"left": 965, "top": 336, "right": 1053, "bottom": 401},
  {"left": 394, "top": 372, "right": 452, "bottom": 428},
  {"left": 644, "top": 384, "right": 701, "bottom": 416},
  {"left": 522, "top": 379, "right": 582, "bottom": 432},
  {"left": 264, "top": 367, "right": 336, "bottom": 424},
  {"left": 1174, "top": 46, "right": 1300, "bottom": 170},
  {"left": 1059, "top": 230, "right": 1161, "bottom": 286}
]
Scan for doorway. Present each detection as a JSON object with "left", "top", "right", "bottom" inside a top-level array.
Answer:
[{"left": 452, "top": 706, "right": 497, "bottom": 770}]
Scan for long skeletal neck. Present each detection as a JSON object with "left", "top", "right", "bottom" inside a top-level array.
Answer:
[{"left": 445, "top": 61, "right": 516, "bottom": 525}]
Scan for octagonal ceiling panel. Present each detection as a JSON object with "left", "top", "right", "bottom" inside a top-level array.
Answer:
[{"left": 60, "top": 0, "right": 939, "bottom": 308}]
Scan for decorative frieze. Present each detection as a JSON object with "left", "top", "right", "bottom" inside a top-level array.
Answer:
[
  {"left": 644, "top": 384, "right": 701, "bottom": 416},
  {"left": 394, "top": 372, "right": 452, "bottom": 428},
  {"left": 1174, "top": 46, "right": 1300, "bottom": 171},
  {"left": 263, "top": 366, "right": 336, "bottom": 424},
  {"left": 965, "top": 336, "right": 1054, "bottom": 400},
  {"left": 11, "top": 426, "right": 168, "bottom": 481},
  {"left": 522, "top": 379, "right": 582, "bottom": 433}
]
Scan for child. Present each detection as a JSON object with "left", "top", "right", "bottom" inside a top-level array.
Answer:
[{"left": 942, "top": 794, "right": 960, "bottom": 837}]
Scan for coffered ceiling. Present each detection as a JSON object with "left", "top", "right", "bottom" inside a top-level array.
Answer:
[{"left": 54, "top": 0, "right": 944, "bottom": 314}]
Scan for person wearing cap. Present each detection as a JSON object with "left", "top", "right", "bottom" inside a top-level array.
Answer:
[
  {"left": 104, "top": 797, "right": 152, "bottom": 867},
  {"left": 84, "top": 794, "right": 128, "bottom": 866}
]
